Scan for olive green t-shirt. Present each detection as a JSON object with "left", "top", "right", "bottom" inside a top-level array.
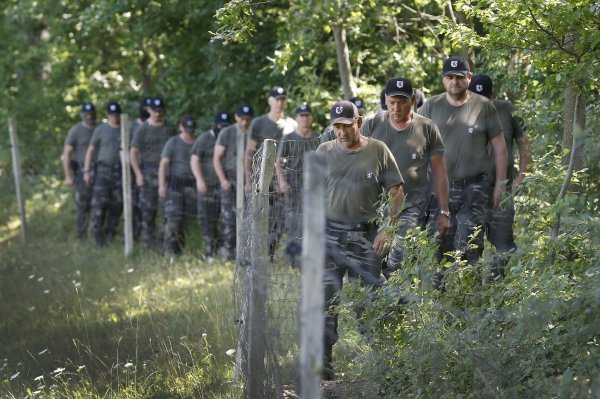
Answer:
[
  {"left": 315, "top": 138, "right": 403, "bottom": 222},
  {"left": 191, "top": 130, "right": 219, "bottom": 187},
  {"left": 90, "top": 123, "right": 121, "bottom": 165},
  {"left": 215, "top": 124, "right": 246, "bottom": 179},
  {"left": 131, "top": 121, "right": 177, "bottom": 167},
  {"left": 490, "top": 99, "right": 524, "bottom": 184},
  {"left": 248, "top": 114, "right": 297, "bottom": 149},
  {"left": 419, "top": 93, "right": 502, "bottom": 180},
  {"left": 65, "top": 122, "right": 95, "bottom": 164},
  {"left": 161, "top": 135, "right": 194, "bottom": 181},
  {"left": 361, "top": 111, "right": 444, "bottom": 205}
]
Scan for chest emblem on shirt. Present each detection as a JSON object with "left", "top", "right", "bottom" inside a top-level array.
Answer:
[
  {"left": 365, "top": 171, "right": 374, "bottom": 180},
  {"left": 467, "top": 127, "right": 474, "bottom": 134},
  {"left": 411, "top": 153, "right": 417, "bottom": 160}
]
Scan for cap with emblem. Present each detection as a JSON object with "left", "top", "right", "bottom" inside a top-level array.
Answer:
[
  {"left": 468, "top": 74, "right": 493, "bottom": 99},
  {"left": 180, "top": 115, "right": 196, "bottom": 132},
  {"left": 385, "top": 77, "right": 414, "bottom": 98},
  {"left": 442, "top": 56, "right": 470, "bottom": 77},
  {"left": 330, "top": 100, "right": 359, "bottom": 125},
  {"left": 81, "top": 102, "right": 95, "bottom": 113},
  {"left": 236, "top": 104, "right": 254, "bottom": 118},
  {"left": 214, "top": 111, "right": 231, "bottom": 126},
  {"left": 150, "top": 97, "right": 165, "bottom": 110},
  {"left": 295, "top": 103, "right": 312, "bottom": 115},
  {"left": 106, "top": 101, "right": 121, "bottom": 115},
  {"left": 348, "top": 96, "right": 366, "bottom": 114},
  {"left": 268, "top": 86, "right": 286, "bottom": 99}
]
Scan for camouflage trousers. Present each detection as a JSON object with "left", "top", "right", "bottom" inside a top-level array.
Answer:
[
  {"left": 323, "top": 220, "right": 385, "bottom": 353},
  {"left": 197, "top": 186, "right": 221, "bottom": 256},
  {"left": 485, "top": 193, "right": 517, "bottom": 278},
  {"left": 430, "top": 177, "right": 490, "bottom": 263},
  {"left": 131, "top": 167, "right": 142, "bottom": 241},
  {"left": 90, "top": 163, "right": 123, "bottom": 246},
  {"left": 72, "top": 166, "right": 92, "bottom": 239},
  {"left": 163, "top": 182, "right": 197, "bottom": 255},
  {"left": 138, "top": 165, "right": 160, "bottom": 248},
  {"left": 283, "top": 190, "right": 303, "bottom": 266},
  {"left": 386, "top": 200, "right": 426, "bottom": 272},
  {"left": 268, "top": 191, "right": 284, "bottom": 258},
  {"left": 219, "top": 185, "right": 237, "bottom": 259}
]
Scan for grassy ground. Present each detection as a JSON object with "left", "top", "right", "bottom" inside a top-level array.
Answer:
[{"left": 0, "top": 175, "right": 242, "bottom": 398}]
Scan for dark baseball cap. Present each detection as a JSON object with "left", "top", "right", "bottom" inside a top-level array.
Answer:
[
  {"left": 268, "top": 86, "right": 286, "bottom": 98},
  {"left": 442, "top": 56, "right": 470, "bottom": 77},
  {"left": 384, "top": 77, "right": 414, "bottom": 98},
  {"left": 295, "top": 103, "right": 312, "bottom": 115},
  {"left": 236, "top": 104, "right": 254, "bottom": 118},
  {"left": 180, "top": 115, "right": 196, "bottom": 132},
  {"left": 81, "top": 102, "right": 95, "bottom": 113},
  {"left": 330, "top": 100, "right": 359, "bottom": 125},
  {"left": 150, "top": 97, "right": 165, "bottom": 110},
  {"left": 214, "top": 111, "right": 231, "bottom": 125},
  {"left": 106, "top": 101, "right": 121, "bottom": 115},
  {"left": 348, "top": 96, "right": 365, "bottom": 111},
  {"left": 468, "top": 74, "right": 493, "bottom": 99},
  {"left": 141, "top": 96, "right": 153, "bottom": 108}
]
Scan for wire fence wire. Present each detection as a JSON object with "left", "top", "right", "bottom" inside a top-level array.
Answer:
[{"left": 233, "top": 136, "right": 322, "bottom": 398}]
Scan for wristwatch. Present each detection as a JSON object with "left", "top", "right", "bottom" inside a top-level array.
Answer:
[{"left": 439, "top": 210, "right": 451, "bottom": 217}]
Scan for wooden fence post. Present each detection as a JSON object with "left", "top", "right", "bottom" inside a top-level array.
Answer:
[
  {"left": 236, "top": 125, "right": 245, "bottom": 260},
  {"left": 120, "top": 114, "right": 133, "bottom": 256},
  {"left": 247, "top": 139, "right": 276, "bottom": 398},
  {"left": 300, "top": 152, "right": 326, "bottom": 399},
  {"left": 8, "top": 118, "right": 26, "bottom": 244}
]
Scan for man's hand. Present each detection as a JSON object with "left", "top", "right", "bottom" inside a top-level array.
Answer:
[
  {"left": 220, "top": 179, "right": 232, "bottom": 192},
  {"left": 196, "top": 180, "right": 208, "bottom": 194},
  {"left": 373, "top": 230, "right": 392, "bottom": 257},
  {"left": 135, "top": 172, "right": 144, "bottom": 187},
  {"left": 158, "top": 185, "right": 167, "bottom": 198},
  {"left": 83, "top": 172, "right": 93, "bottom": 186},
  {"left": 65, "top": 175, "right": 74, "bottom": 187},
  {"left": 436, "top": 213, "right": 450, "bottom": 237},
  {"left": 492, "top": 182, "right": 504, "bottom": 209}
]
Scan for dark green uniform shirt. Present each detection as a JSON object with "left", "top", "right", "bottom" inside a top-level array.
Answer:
[
  {"left": 191, "top": 130, "right": 219, "bottom": 187},
  {"left": 419, "top": 93, "right": 502, "bottom": 180},
  {"left": 316, "top": 138, "right": 403, "bottom": 222},
  {"left": 362, "top": 111, "right": 445, "bottom": 205},
  {"left": 215, "top": 124, "right": 246, "bottom": 179},
  {"left": 65, "top": 122, "right": 95, "bottom": 164},
  {"left": 131, "top": 122, "right": 177, "bottom": 167},
  {"left": 161, "top": 135, "right": 194, "bottom": 181},
  {"left": 90, "top": 123, "right": 121, "bottom": 165},
  {"left": 490, "top": 99, "right": 524, "bottom": 184},
  {"left": 248, "top": 114, "right": 297, "bottom": 149}
]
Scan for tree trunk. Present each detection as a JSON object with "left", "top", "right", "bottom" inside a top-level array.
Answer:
[
  {"left": 562, "top": 86, "right": 585, "bottom": 171},
  {"left": 332, "top": 22, "right": 357, "bottom": 99}
]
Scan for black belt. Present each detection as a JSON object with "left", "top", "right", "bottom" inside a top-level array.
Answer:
[
  {"left": 326, "top": 219, "right": 375, "bottom": 232},
  {"left": 450, "top": 175, "right": 487, "bottom": 186}
]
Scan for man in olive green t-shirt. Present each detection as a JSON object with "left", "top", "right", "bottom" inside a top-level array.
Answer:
[
  {"left": 316, "top": 100, "right": 404, "bottom": 381},
  {"left": 62, "top": 102, "right": 97, "bottom": 239},
  {"left": 159, "top": 116, "right": 197, "bottom": 256},
  {"left": 419, "top": 56, "right": 508, "bottom": 272},
  {"left": 82, "top": 101, "right": 123, "bottom": 246},
  {"left": 362, "top": 77, "right": 450, "bottom": 274}
]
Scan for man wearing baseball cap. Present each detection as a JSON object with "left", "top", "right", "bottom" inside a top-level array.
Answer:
[
  {"left": 191, "top": 110, "right": 231, "bottom": 260},
  {"left": 316, "top": 100, "right": 405, "bottom": 380},
  {"left": 159, "top": 116, "right": 198, "bottom": 256},
  {"left": 419, "top": 56, "right": 508, "bottom": 282},
  {"left": 62, "top": 102, "right": 97, "bottom": 239},
  {"left": 245, "top": 86, "right": 297, "bottom": 259},
  {"left": 361, "top": 77, "right": 450, "bottom": 275},
  {"left": 82, "top": 101, "right": 123, "bottom": 246},
  {"left": 130, "top": 96, "right": 177, "bottom": 249},
  {"left": 214, "top": 104, "right": 254, "bottom": 261},
  {"left": 275, "top": 102, "right": 321, "bottom": 268},
  {"left": 468, "top": 74, "right": 531, "bottom": 279}
]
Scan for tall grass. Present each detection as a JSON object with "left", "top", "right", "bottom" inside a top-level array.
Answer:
[{"left": 0, "top": 174, "right": 241, "bottom": 398}]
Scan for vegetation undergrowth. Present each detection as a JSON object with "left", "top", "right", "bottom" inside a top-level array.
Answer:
[{"left": 0, "top": 175, "right": 241, "bottom": 398}]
